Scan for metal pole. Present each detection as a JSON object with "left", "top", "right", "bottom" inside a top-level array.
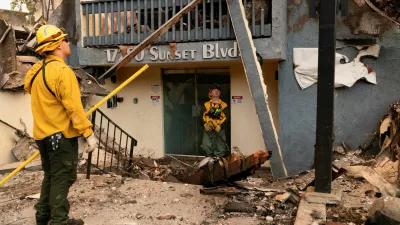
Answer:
[
  {"left": 86, "top": 110, "right": 97, "bottom": 179},
  {"left": 194, "top": 72, "right": 199, "bottom": 155},
  {"left": 315, "top": 0, "right": 337, "bottom": 193},
  {"left": 128, "top": 139, "right": 135, "bottom": 173}
]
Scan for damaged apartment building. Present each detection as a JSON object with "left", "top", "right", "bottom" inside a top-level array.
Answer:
[{"left": 0, "top": 0, "right": 399, "bottom": 180}]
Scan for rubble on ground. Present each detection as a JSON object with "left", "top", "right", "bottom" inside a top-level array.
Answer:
[
  {"left": 2, "top": 143, "right": 400, "bottom": 224},
  {"left": 0, "top": 171, "right": 218, "bottom": 225},
  {"left": 366, "top": 196, "right": 400, "bottom": 224},
  {"left": 3, "top": 96, "right": 400, "bottom": 225},
  {"left": 85, "top": 149, "right": 272, "bottom": 187}
]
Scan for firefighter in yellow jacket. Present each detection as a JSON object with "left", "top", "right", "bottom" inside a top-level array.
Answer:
[
  {"left": 201, "top": 84, "right": 230, "bottom": 157},
  {"left": 24, "top": 25, "right": 97, "bottom": 225}
]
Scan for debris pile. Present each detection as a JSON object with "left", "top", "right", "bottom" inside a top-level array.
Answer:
[
  {"left": 198, "top": 176, "right": 298, "bottom": 224},
  {"left": 97, "top": 150, "right": 272, "bottom": 187},
  {"left": 370, "top": 0, "right": 400, "bottom": 24},
  {"left": 0, "top": 14, "right": 108, "bottom": 96},
  {"left": 0, "top": 118, "right": 42, "bottom": 174},
  {"left": 193, "top": 137, "right": 400, "bottom": 225}
]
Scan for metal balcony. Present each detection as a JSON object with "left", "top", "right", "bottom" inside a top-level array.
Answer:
[{"left": 81, "top": 0, "right": 272, "bottom": 47}]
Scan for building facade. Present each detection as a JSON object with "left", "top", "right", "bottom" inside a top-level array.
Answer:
[
  {"left": 74, "top": 0, "right": 400, "bottom": 178},
  {"left": 1, "top": 0, "right": 398, "bottom": 179},
  {"left": 75, "top": 0, "right": 285, "bottom": 170}
]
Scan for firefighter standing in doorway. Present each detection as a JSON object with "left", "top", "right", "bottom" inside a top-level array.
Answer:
[
  {"left": 201, "top": 84, "right": 230, "bottom": 158},
  {"left": 24, "top": 25, "right": 97, "bottom": 225}
]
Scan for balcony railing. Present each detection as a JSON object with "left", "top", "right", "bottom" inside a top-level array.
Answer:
[{"left": 81, "top": 0, "right": 272, "bottom": 47}]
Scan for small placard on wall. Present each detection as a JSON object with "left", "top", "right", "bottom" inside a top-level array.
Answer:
[
  {"left": 151, "top": 96, "right": 160, "bottom": 103},
  {"left": 232, "top": 96, "right": 243, "bottom": 104},
  {"left": 151, "top": 84, "right": 161, "bottom": 93}
]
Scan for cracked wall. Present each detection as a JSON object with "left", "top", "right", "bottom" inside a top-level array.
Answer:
[{"left": 279, "top": 0, "right": 400, "bottom": 176}]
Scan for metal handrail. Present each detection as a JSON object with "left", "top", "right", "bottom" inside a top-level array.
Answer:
[{"left": 86, "top": 108, "right": 137, "bottom": 178}]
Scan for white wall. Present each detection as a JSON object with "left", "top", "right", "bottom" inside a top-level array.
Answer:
[
  {"left": 230, "top": 64, "right": 266, "bottom": 155},
  {"left": 0, "top": 92, "right": 33, "bottom": 164},
  {"left": 89, "top": 66, "right": 164, "bottom": 158}
]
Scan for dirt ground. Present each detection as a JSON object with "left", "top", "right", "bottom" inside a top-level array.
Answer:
[
  {"left": 1, "top": 170, "right": 266, "bottom": 225},
  {"left": 1, "top": 165, "right": 379, "bottom": 225}
]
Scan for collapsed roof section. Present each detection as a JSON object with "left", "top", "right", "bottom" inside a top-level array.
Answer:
[{"left": 0, "top": 18, "right": 108, "bottom": 97}]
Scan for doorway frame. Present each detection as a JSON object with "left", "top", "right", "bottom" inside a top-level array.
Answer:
[{"left": 161, "top": 67, "right": 231, "bottom": 157}]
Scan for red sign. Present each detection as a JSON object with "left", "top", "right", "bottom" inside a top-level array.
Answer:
[
  {"left": 232, "top": 96, "right": 243, "bottom": 104},
  {"left": 151, "top": 96, "right": 160, "bottom": 103},
  {"left": 232, "top": 96, "right": 243, "bottom": 100}
]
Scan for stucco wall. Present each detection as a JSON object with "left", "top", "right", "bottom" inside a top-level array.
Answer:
[
  {"left": 279, "top": 0, "right": 400, "bottom": 176},
  {"left": 0, "top": 92, "right": 33, "bottom": 165},
  {"left": 231, "top": 64, "right": 265, "bottom": 155},
  {"left": 89, "top": 66, "right": 164, "bottom": 158},
  {"left": 89, "top": 62, "right": 278, "bottom": 157}
]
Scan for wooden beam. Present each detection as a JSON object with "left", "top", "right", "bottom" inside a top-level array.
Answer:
[
  {"left": 98, "top": 0, "right": 201, "bottom": 80},
  {"left": 226, "top": 0, "right": 287, "bottom": 178}
]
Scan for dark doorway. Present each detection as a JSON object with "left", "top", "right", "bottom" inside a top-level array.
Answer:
[{"left": 163, "top": 69, "right": 231, "bottom": 156}]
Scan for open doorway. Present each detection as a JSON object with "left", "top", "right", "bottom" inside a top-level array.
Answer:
[{"left": 163, "top": 68, "right": 231, "bottom": 156}]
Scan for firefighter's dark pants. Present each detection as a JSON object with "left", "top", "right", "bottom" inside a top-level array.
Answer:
[
  {"left": 202, "top": 129, "right": 230, "bottom": 157},
  {"left": 35, "top": 135, "right": 78, "bottom": 225}
]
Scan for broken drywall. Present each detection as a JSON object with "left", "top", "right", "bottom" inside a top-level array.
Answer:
[{"left": 293, "top": 44, "right": 380, "bottom": 90}]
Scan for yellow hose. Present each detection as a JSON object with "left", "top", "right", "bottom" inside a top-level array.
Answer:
[
  {"left": 0, "top": 64, "right": 149, "bottom": 186},
  {"left": 85, "top": 64, "right": 149, "bottom": 115},
  {"left": 0, "top": 151, "right": 40, "bottom": 186}
]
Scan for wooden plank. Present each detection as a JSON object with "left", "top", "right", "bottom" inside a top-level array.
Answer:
[
  {"left": 294, "top": 198, "right": 326, "bottom": 225},
  {"left": 374, "top": 148, "right": 398, "bottom": 185},
  {"left": 304, "top": 191, "right": 341, "bottom": 205},
  {"left": 344, "top": 165, "right": 400, "bottom": 197},
  {"left": 98, "top": 0, "right": 201, "bottom": 80},
  {"left": 225, "top": 0, "right": 287, "bottom": 178}
]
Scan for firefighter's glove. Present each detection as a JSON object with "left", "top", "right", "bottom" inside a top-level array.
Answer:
[
  {"left": 215, "top": 125, "right": 221, "bottom": 133},
  {"left": 85, "top": 134, "right": 98, "bottom": 153},
  {"left": 204, "top": 122, "right": 213, "bottom": 132},
  {"left": 211, "top": 120, "right": 221, "bottom": 132}
]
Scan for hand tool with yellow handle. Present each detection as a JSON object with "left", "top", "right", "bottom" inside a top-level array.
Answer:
[{"left": 0, "top": 64, "right": 149, "bottom": 186}]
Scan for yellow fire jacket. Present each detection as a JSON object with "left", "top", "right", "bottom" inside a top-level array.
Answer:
[
  {"left": 24, "top": 55, "right": 93, "bottom": 140},
  {"left": 201, "top": 99, "right": 228, "bottom": 128}
]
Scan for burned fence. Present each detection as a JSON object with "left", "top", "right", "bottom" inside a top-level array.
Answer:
[{"left": 81, "top": 0, "right": 272, "bottom": 46}]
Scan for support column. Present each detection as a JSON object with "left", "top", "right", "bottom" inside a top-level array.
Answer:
[{"left": 315, "top": 0, "right": 337, "bottom": 193}]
